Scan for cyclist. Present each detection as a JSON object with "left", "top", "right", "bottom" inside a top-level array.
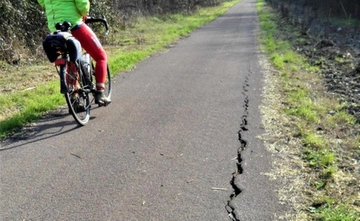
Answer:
[{"left": 37, "top": 0, "right": 111, "bottom": 106}]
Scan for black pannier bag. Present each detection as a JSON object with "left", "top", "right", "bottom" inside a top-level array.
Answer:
[{"left": 42, "top": 32, "right": 81, "bottom": 63}]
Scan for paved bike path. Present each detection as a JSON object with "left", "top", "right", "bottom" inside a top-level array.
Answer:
[{"left": 0, "top": 0, "right": 287, "bottom": 220}]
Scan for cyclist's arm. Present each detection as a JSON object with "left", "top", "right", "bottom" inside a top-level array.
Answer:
[
  {"left": 75, "top": 0, "right": 90, "bottom": 16},
  {"left": 37, "top": 0, "right": 44, "bottom": 8}
]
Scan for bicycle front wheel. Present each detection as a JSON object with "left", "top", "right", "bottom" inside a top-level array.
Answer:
[
  {"left": 90, "top": 60, "right": 112, "bottom": 101},
  {"left": 105, "top": 64, "right": 112, "bottom": 99},
  {"left": 62, "top": 62, "right": 91, "bottom": 125}
]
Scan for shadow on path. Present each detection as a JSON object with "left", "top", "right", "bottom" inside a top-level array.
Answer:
[{"left": 0, "top": 107, "right": 96, "bottom": 152}]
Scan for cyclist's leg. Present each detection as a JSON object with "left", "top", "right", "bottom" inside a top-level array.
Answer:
[
  {"left": 71, "top": 24, "right": 111, "bottom": 106},
  {"left": 71, "top": 24, "right": 107, "bottom": 89}
]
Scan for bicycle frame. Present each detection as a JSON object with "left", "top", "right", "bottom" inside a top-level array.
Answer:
[{"left": 42, "top": 16, "right": 111, "bottom": 125}]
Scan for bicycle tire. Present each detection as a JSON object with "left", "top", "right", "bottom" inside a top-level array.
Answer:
[
  {"left": 62, "top": 61, "right": 91, "bottom": 125},
  {"left": 90, "top": 59, "right": 112, "bottom": 101},
  {"left": 105, "top": 64, "right": 112, "bottom": 99}
]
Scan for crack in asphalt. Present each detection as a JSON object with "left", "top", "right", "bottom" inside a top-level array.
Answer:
[{"left": 226, "top": 71, "right": 250, "bottom": 221}]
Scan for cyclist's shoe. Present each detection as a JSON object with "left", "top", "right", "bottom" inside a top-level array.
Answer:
[{"left": 95, "top": 90, "right": 111, "bottom": 107}]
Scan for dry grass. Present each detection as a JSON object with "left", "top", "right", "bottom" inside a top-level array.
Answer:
[
  {"left": 259, "top": 56, "right": 311, "bottom": 220},
  {"left": 256, "top": 0, "right": 360, "bottom": 219},
  {"left": 258, "top": 30, "right": 360, "bottom": 221}
]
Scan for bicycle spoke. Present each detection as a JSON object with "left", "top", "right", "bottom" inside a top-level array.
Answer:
[{"left": 63, "top": 61, "right": 91, "bottom": 125}]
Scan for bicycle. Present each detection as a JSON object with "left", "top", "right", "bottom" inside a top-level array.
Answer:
[{"left": 43, "top": 17, "right": 112, "bottom": 126}]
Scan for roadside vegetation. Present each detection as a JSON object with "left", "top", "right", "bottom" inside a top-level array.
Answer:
[
  {"left": 1, "top": 0, "right": 359, "bottom": 220},
  {"left": 0, "top": 1, "right": 239, "bottom": 139},
  {"left": 257, "top": 0, "right": 359, "bottom": 220}
]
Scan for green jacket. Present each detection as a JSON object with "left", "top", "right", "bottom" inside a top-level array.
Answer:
[{"left": 37, "top": 0, "right": 90, "bottom": 32}]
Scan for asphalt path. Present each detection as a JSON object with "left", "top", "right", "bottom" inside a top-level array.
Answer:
[{"left": 0, "top": 0, "right": 287, "bottom": 220}]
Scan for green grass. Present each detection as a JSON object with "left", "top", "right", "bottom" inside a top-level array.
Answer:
[
  {"left": 316, "top": 204, "right": 359, "bottom": 221},
  {"left": 257, "top": 0, "right": 360, "bottom": 220},
  {"left": 0, "top": 0, "right": 240, "bottom": 139},
  {"left": 0, "top": 81, "right": 64, "bottom": 135},
  {"left": 303, "top": 133, "right": 328, "bottom": 149}
]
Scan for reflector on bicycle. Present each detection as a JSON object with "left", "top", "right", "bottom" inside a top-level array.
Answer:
[{"left": 54, "top": 58, "right": 66, "bottom": 66}]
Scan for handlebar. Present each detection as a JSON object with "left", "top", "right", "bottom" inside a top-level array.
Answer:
[
  {"left": 85, "top": 16, "right": 109, "bottom": 36},
  {"left": 54, "top": 16, "right": 109, "bottom": 36}
]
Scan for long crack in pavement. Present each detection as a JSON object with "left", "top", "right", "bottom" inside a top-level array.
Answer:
[{"left": 226, "top": 70, "right": 250, "bottom": 221}]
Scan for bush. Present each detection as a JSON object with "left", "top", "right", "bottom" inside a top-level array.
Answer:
[
  {"left": 0, "top": 0, "right": 46, "bottom": 64},
  {"left": 0, "top": 0, "right": 227, "bottom": 64},
  {"left": 266, "top": 0, "right": 360, "bottom": 19}
]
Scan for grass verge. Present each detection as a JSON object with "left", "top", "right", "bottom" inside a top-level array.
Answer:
[
  {"left": 257, "top": 0, "right": 360, "bottom": 220},
  {"left": 0, "top": 0, "right": 239, "bottom": 139}
]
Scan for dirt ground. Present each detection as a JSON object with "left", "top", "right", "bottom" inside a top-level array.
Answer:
[
  {"left": 283, "top": 17, "right": 360, "bottom": 120},
  {"left": 264, "top": 11, "right": 360, "bottom": 219}
]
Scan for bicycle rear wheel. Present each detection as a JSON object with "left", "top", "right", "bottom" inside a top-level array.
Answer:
[{"left": 62, "top": 61, "right": 91, "bottom": 125}]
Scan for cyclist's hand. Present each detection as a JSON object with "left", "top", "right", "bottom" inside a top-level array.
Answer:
[{"left": 82, "top": 15, "right": 88, "bottom": 22}]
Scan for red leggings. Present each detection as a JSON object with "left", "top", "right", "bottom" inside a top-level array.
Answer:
[{"left": 71, "top": 24, "right": 107, "bottom": 89}]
